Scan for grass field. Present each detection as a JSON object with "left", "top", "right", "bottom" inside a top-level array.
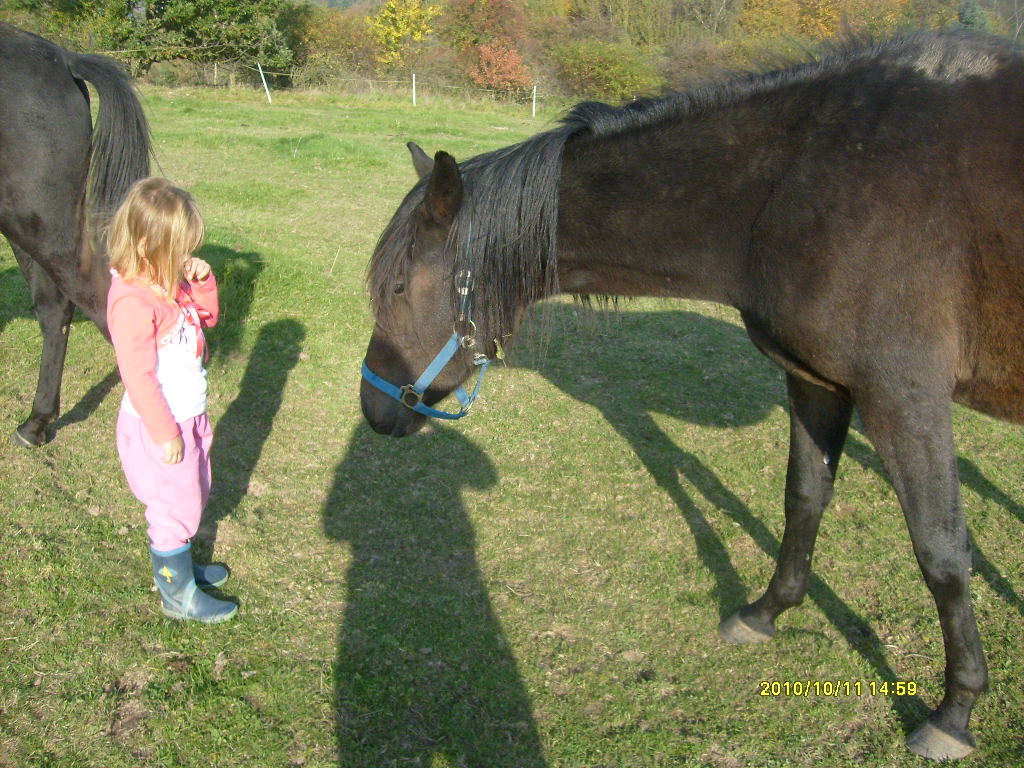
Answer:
[{"left": 1, "top": 85, "right": 1023, "bottom": 768}]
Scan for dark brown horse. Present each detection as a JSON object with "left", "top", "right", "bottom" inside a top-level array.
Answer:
[
  {"left": 361, "top": 32, "right": 1024, "bottom": 760},
  {"left": 1, "top": 23, "right": 151, "bottom": 446}
]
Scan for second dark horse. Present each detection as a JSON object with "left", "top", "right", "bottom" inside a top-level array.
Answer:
[{"left": 1, "top": 23, "right": 151, "bottom": 446}]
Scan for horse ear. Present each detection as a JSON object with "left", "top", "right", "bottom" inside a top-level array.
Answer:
[
  {"left": 408, "top": 142, "right": 433, "bottom": 178},
  {"left": 425, "top": 151, "right": 462, "bottom": 226}
]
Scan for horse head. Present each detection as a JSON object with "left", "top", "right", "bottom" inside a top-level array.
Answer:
[{"left": 361, "top": 144, "right": 496, "bottom": 437}]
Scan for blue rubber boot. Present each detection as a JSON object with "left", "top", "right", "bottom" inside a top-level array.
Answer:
[
  {"left": 152, "top": 560, "right": 228, "bottom": 589},
  {"left": 194, "top": 562, "right": 229, "bottom": 589},
  {"left": 150, "top": 544, "right": 237, "bottom": 623}
]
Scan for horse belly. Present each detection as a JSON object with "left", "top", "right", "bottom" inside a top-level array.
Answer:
[
  {"left": 956, "top": 304, "right": 1024, "bottom": 424},
  {"left": 955, "top": 368, "right": 1024, "bottom": 425}
]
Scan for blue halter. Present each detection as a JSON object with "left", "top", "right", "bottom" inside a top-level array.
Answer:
[{"left": 361, "top": 268, "right": 492, "bottom": 421}]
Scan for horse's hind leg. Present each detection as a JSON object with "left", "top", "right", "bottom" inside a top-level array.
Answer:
[
  {"left": 719, "top": 374, "right": 851, "bottom": 642},
  {"left": 11, "top": 245, "right": 75, "bottom": 447},
  {"left": 857, "top": 392, "right": 984, "bottom": 760}
]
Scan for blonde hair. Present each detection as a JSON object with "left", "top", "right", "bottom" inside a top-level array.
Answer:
[{"left": 107, "top": 177, "right": 205, "bottom": 298}]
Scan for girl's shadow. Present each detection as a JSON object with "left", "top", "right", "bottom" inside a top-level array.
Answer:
[
  {"left": 196, "top": 317, "right": 306, "bottom": 554},
  {"left": 323, "top": 423, "right": 547, "bottom": 768}
]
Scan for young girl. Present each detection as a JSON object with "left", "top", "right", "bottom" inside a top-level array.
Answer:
[{"left": 107, "top": 177, "right": 236, "bottom": 624}]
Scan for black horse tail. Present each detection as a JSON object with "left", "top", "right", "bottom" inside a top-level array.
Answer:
[{"left": 63, "top": 51, "right": 152, "bottom": 270}]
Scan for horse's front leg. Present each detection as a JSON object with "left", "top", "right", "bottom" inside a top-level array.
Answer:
[
  {"left": 12, "top": 248, "right": 75, "bottom": 447},
  {"left": 719, "top": 374, "right": 851, "bottom": 642},
  {"left": 858, "top": 391, "right": 985, "bottom": 761}
]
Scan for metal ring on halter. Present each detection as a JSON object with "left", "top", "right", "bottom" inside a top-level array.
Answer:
[{"left": 455, "top": 317, "right": 477, "bottom": 348}]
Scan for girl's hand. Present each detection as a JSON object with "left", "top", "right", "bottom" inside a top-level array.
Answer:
[
  {"left": 162, "top": 436, "right": 184, "bottom": 464},
  {"left": 183, "top": 257, "right": 211, "bottom": 283}
]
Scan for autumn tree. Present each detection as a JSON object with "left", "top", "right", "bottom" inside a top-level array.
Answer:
[
  {"left": 0, "top": 0, "right": 295, "bottom": 75},
  {"left": 958, "top": 0, "right": 994, "bottom": 29},
  {"left": 735, "top": 0, "right": 801, "bottom": 37},
  {"left": 290, "top": 4, "right": 376, "bottom": 86},
  {"left": 903, "top": 0, "right": 959, "bottom": 29},
  {"left": 796, "top": 0, "right": 841, "bottom": 36},
  {"left": 553, "top": 37, "right": 662, "bottom": 100},
  {"left": 470, "top": 41, "right": 533, "bottom": 91},
  {"left": 438, "top": 0, "right": 527, "bottom": 50},
  {"left": 435, "top": 0, "right": 532, "bottom": 93},
  {"left": 154, "top": 0, "right": 295, "bottom": 69},
  {"left": 686, "top": 0, "right": 743, "bottom": 34},
  {"left": 366, "top": 0, "right": 441, "bottom": 71}
]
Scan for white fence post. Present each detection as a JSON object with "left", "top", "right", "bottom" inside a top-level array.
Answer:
[
  {"left": 257, "top": 63, "right": 272, "bottom": 103},
  {"left": 532, "top": 85, "right": 537, "bottom": 118},
  {"left": 412, "top": 73, "right": 417, "bottom": 107}
]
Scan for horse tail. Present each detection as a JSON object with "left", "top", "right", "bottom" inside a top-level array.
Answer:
[{"left": 63, "top": 51, "right": 152, "bottom": 270}]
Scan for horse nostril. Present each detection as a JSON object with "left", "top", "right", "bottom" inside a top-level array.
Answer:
[{"left": 394, "top": 282, "right": 405, "bottom": 294}]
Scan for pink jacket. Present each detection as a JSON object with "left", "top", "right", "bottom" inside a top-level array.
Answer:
[{"left": 107, "top": 271, "right": 219, "bottom": 444}]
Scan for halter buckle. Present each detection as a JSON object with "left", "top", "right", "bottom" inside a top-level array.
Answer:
[{"left": 399, "top": 384, "right": 424, "bottom": 409}]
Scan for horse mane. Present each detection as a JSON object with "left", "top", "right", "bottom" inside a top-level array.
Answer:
[
  {"left": 564, "top": 30, "right": 1019, "bottom": 138},
  {"left": 369, "top": 29, "right": 1018, "bottom": 343},
  {"left": 369, "top": 123, "right": 579, "bottom": 343}
]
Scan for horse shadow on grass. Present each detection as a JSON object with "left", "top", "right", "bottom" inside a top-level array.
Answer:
[
  {"left": 513, "top": 303, "right": 1024, "bottom": 734},
  {"left": 841, "top": 439, "right": 1024, "bottom": 620},
  {"left": 323, "top": 423, "right": 547, "bottom": 768}
]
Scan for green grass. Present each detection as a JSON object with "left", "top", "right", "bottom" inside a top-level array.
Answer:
[{"left": 2, "top": 85, "right": 1023, "bottom": 767}]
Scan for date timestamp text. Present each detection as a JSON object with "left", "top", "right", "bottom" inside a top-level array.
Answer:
[{"left": 759, "top": 680, "right": 918, "bottom": 697}]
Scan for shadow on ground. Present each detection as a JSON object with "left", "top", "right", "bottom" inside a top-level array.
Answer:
[{"left": 323, "top": 422, "right": 548, "bottom": 768}]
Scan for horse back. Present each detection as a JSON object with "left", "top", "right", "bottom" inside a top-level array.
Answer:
[{"left": 0, "top": 23, "right": 93, "bottom": 139}]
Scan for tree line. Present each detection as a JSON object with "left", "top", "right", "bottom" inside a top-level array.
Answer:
[{"left": 0, "top": 0, "right": 1017, "bottom": 100}]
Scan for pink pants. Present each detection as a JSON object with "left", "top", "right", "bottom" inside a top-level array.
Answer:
[{"left": 116, "top": 408, "right": 212, "bottom": 551}]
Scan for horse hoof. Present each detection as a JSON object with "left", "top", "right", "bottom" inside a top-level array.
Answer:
[
  {"left": 906, "top": 722, "right": 975, "bottom": 761},
  {"left": 718, "top": 613, "right": 774, "bottom": 644},
  {"left": 12, "top": 426, "right": 42, "bottom": 448}
]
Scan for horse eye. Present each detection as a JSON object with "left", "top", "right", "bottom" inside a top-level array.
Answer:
[{"left": 394, "top": 282, "right": 405, "bottom": 295}]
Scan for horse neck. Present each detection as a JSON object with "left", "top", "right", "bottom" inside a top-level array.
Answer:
[{"left": 555, "top": 96, "right": 803, "bottom": 309}]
